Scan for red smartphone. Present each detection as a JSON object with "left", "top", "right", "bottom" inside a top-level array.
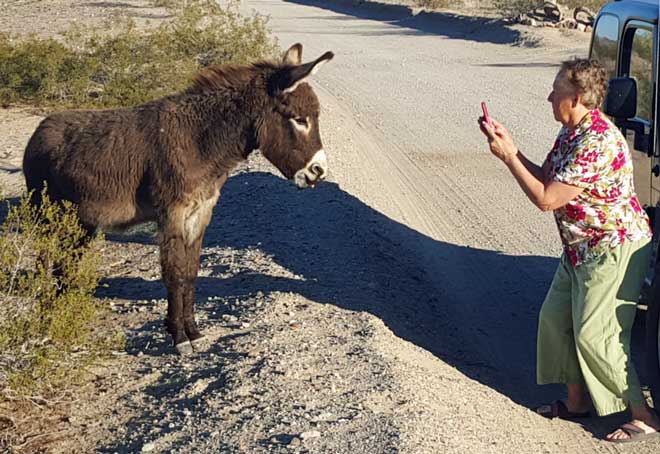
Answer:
[{"left": 481, "top": 101, "right": 491, "bottom": 125}]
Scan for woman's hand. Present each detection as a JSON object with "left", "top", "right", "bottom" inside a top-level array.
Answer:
[
  {"left": 478, "top": 116, "right": 583, "bottom": 211},
  {"left": 479, "top": 117, "right": 519, "bottom": 165}
]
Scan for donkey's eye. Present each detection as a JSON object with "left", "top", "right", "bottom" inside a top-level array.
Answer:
[{"left": 290, "top": 117, "right": 310, "bottom": 133}]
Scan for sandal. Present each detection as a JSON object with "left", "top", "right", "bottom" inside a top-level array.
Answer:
[
  {"left": 536, "top": 400, "right": 590, "bottom": 420},
  {"left": 606, "top": 422, "right": 660, "bottom": 443}
]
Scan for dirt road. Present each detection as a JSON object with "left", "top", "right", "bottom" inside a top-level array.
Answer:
[{"left": 1, "top": 0, "right": 658, "bottom": 452}]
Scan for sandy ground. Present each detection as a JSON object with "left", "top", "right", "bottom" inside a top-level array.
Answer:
[{"left": 0, "top": 0, "right": 658, "bottom": 453}]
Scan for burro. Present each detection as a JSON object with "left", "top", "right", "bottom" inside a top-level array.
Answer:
[{"left": 22, "top": 43, "right": 334, "bottom": 354}]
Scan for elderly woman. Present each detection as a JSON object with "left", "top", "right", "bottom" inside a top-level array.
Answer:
[{"left": 479, "top": 59, "right": 659, "bottom": 442}]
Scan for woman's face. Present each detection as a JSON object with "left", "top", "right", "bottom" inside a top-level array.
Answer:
[{"left": 547, "top": 73, "right": 577, "bottom": 126}]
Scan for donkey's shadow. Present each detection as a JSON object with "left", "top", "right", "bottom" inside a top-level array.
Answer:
[
  {"left": 99, "top": 170, "right": 556, "bottom": 399},
  {"left": 99, "top": 171, "right": 650, "bottom": 443}
]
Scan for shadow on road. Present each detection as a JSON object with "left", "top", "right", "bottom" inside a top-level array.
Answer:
[
  {"left": 98, "top": 171, "right": 653, "bottom": 446},
  {"left": 279, "top": 0, "right": 535, "bottom": 46}
]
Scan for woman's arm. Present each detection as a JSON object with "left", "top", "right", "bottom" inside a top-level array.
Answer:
[
  {"left": 479, "top": 119, "right": 582, "bottom": 211},
  {"left": 505, "top": 152, "right": 583, "bottom": 211},
  {"left": 516, "top": 150, "right": 545, "bottom": 182}
]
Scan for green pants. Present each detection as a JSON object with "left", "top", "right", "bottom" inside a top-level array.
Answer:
[{"left": 537, "top": 238, "right": 652, "bottom": 416}]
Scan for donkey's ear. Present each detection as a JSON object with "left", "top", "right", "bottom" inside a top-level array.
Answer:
[
  {"left": 277, "top": 51, "right": 334, "bottom": 95},
  {"left": 283, "top": 43, "right": 303, "bottom": 65}
]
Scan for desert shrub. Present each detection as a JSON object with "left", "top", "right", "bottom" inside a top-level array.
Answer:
[
  {"left": 0, "top": 0, "right": 278, "bottom": 109},
  {"left": 149, "top": 0, "right": 178, "bottom": 6},
  {"left": 0, "top": 34, "right": 93, "bottom": 107},
  {"left": 492, "top": 0, "right": 540, "bottom": 17},
  {"left": 413, "top": 0, "right": 462, "bottom": 9},
  {"left": 561, "top": 0, "right": 608, "bottom": 12},
  {"left": 0, "top": 190, "right": 122, "bottom": 397}
]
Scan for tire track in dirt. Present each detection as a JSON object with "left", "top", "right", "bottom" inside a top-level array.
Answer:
[
  {"left": 314, "top": 55, "right": 632, "bottom": 454},
  {"left": 317, "top": 73, "right": 538, "bottom": 377},
  {"left": 256, "top": 1, "right": 658, "bottom": 451}
]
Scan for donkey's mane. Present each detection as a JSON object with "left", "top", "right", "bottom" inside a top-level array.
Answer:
[{"left": 186, "top": 60, "right": 286, "bottom": 94}]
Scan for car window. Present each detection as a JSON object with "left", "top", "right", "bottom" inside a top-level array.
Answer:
[
  {"left": 627, "top": 27, "right": 654, "bottom": 122},
  {"left": 591, "top": 14, "right": 619, "bottom": 79}
]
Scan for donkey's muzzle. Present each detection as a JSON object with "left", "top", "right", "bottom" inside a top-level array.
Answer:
[{"left": 294, "top": 150, "right": 328, "bottom": 189}]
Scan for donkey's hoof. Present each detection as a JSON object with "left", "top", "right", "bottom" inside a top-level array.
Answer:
[
  {"left": 175, "top": 341, "right": 194, "bottom": 355},
  {"left": 190, "top": 335, "right": 208, "bottom": 351}
]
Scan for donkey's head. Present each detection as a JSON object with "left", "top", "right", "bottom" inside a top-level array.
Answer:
[{"left": 257, "top": 44, "right": 334, "bottom": 189}]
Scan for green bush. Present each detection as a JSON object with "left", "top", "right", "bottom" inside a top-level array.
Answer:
[
  {"left": 561, "top": 0, "right": 608, "bottom": 12},
  {"left": 149, "top": 0, "right": 178, "bottom": 6},
  {"left": 492, "top": 0, "right": 540, "bottom": 17},
  {"left": 0, "top": 0, "right": 279, "bottom": 109},
  {"left": 0, "top": 34, "right": 93, "bottom": 107},
  {"left": 413, "top": 0, "right": 461, "bottom": 9},
  {"left": 0, "top": 190, "right": 122, "bottom": 395}
]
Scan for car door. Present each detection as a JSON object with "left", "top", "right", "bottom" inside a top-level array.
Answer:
[
  {"left": 652, "top": 22, "right": 659, "bottom": 208},
  {"left": 619, "top": 20, "right": 656, "bottom": 208}
]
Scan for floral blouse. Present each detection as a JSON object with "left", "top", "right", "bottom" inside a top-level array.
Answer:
[{"left": 545, "top": 108, "right": 651, "bottom": 267}]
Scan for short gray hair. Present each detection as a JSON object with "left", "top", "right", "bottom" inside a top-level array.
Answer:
[{"left": 559, "top": 59, "right": 608, "bottom": 110}]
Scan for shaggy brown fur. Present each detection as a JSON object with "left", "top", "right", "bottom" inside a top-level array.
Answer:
[{"left": 22, "top": 44, "right": 334, "bottom": 354}]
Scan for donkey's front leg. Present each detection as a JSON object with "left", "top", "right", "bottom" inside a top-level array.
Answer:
[
  {"left": 160, "top": 228, "right": 193, "bottom": 355},
  {"left": 183, "top": 233, "right": 206, "bottom": 349}
]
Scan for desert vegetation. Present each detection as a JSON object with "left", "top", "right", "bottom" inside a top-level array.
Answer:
[
  {"left": 0, "top": 1, "right": 278, "bottom": 450},
  {"left": 0, "top": 0, "right": 278, "bottom": 109}
]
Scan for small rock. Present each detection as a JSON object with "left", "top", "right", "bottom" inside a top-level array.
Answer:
[
  {"left": 311, "top": 412, "right": 334, "bottom": 422},
  {"left": 288, "top": 437, "right": 302, "bottom": 447},
  {"left": 141, "top": 442, "right": 156, "bottom": 452},
  {"left": 300, "top": 430, "right": 321, "bottom": 440}
]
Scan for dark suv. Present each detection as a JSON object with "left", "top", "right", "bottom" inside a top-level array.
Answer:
[{"left": 590, "top": 0, "right": 659, "bottom": 410}]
